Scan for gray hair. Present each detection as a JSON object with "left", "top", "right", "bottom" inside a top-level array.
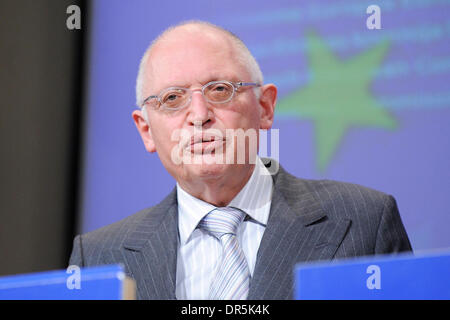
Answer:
[{"left": 135, "top": 20, "right": 263, "bottom": 108}]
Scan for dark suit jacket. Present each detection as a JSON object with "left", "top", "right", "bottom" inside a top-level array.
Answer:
[{"left": 69, "top": 160, "right": 412, "bottom": 299}]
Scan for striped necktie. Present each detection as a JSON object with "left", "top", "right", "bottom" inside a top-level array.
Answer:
[{"left": 198, "top": 207, "right": 250, "bottom": 300}]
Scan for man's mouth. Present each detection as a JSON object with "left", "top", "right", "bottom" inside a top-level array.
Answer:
[{"left": 186, "top": 133, "right": 225, "bottom": 154}]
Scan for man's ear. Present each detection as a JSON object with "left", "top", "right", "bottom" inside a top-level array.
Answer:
[
  {"left": 259, "top": 83, "right": 277, "bottom": 130},
  {"left": 132, "top": 109, "right": 156, "bottom": 153}
]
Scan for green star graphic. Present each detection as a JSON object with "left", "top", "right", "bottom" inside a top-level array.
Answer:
[{"left": 277, "top": 31, "right": 396, "bottom": 172}]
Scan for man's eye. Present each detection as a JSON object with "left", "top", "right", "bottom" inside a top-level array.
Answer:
[
  {"left": 214, "top": 86, "right": 226, "bottom": 91},
  {"left": 162, "top": 91, "right": 183, "bottom": 103}
]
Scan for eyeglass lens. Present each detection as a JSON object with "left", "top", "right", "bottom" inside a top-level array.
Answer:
[{"left": 154, "top": 81, "right": 235, "bottom": 110}]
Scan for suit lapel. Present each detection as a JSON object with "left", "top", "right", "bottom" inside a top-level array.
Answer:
[
  {"left": 248, "top": 165, "right": 351, "bottom": 299},
  {"left": 121, "top": 189, "right": 179, "bottom": 300}
]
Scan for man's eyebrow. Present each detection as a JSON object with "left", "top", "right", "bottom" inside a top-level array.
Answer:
[
  {"left": 155, "top": 76, "right": 240, "bottom": 92},
  {"left": 162, "top": 81, "right": 200, "bottom": 89},
  {"left": 153, "top": 82, "right": 190, "bottom": 92},
  {"left": 201, "top": 76, "right": 241, "bottom": 85}
]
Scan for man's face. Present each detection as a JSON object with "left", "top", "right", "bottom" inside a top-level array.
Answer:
[{"left": 133, "top": 28, "right": 276, "bottom": 188}]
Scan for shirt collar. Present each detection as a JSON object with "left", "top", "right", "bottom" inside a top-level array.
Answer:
[
  {"left": 177, "top": 157, "right": 273, "bottom": 245},
  {"left": 228, "top": 157, "right": 273, "bottom": 226},
  {"left": 177, "top": 184, "right": 216, "bottom": 245}
]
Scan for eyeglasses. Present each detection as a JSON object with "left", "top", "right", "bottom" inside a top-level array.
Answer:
[{"left": 141, "top": 80, "right": 261, "bottom": 111}]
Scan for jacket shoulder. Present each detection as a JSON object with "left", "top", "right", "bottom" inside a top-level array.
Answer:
[
  {"left": 274, "top": 168, "right": 411, "bottom": 255},
  {"left": 79, "top": 206, "right": 155, "bottom": 247},
  {"left": 293, "top": 178, "right": 411, "bottom": 254},
  {"left": 76, "top": 187, "right": 178, "bottom": 249},
  {"left": 274, "top": 165, "right": 393, "bottom": 221},
  {"left": 305, "top": 179, "right": 392, "bottom": 214},
  {"left": 68, "top": 206, "right": 155, "bottom": 267}
]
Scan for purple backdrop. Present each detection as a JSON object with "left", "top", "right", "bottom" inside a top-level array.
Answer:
[{"left": 80, "top": 0, "right": 450, "bottom": 252}]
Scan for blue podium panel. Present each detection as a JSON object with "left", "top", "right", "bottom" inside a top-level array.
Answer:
[
  {"left": 0, "top": 264, "right": 132, "bottom": 300},
  {"left": 294, "top": 251, "right": 450, "bottom": 300}
]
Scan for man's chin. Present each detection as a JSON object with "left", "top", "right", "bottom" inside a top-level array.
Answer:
[
  {"left": 165, "top": 149, "right": 256, "bottom": 182},
  {"left": 184, "top": 157, "right": 229, "bottom": 179}
]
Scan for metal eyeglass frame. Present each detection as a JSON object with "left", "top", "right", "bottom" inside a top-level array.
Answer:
[{"left": 140, "top": 80, "right": 261, "bottom": 111}]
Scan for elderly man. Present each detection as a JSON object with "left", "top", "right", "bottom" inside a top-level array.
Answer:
[{"left": 69, "top": 21, "right": 412, "bottom": 300}]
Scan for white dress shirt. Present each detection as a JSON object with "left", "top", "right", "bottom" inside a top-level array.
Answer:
[{"left": 175, "top": 157, "right": 273, "bottom": 299}]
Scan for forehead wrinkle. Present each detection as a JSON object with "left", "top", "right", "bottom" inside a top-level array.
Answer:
[{"left": 143, "top": 26, "right": 248, "bottom": 93}]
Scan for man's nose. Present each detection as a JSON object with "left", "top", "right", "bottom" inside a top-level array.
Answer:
[{"left": 187, "top": 91, "right": 212, "bottom": 126}]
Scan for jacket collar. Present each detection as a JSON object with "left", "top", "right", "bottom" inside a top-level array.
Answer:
[
  {"left": 122, "top": 188, "right": 179, "bottom": 300},
  {"left": 247, "top": 159, "right": 350, "bottom": 299}
]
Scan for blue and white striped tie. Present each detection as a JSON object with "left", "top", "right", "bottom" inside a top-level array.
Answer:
[{"left": 198, "top": 207, "right": 250, "bottom": 300}]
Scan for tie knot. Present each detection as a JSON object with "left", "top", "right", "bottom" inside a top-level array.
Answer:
[{"left": 198, "top": 207, "right": 246, "bottom": 239}]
